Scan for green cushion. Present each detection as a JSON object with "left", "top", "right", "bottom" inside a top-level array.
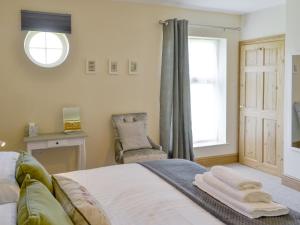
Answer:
[
  {"left": 15, "top": 152, "right": 53, "bottom": 193},
  {"left": 17, "top": 174, "right": 74, "bottom": 225}
]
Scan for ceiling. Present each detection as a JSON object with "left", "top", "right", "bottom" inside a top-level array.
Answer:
[{"left": 113, "top": 0, "right": 286, "bottom": 14}]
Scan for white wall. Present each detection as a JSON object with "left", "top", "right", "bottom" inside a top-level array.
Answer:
[
  {"left": 241, "top": 5, "right": 286, "bottom": 40},
  {"left": 284, "top": 0, "right": 300, "bottom": 180}
]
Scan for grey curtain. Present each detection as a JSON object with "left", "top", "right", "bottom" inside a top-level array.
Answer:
[{"left": 160, "top": 19, "right": 194, "bottom": 161}]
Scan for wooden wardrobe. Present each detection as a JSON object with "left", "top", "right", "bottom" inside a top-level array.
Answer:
[{"left": 239, "top": 36, "right": 285, "bottom": 176}]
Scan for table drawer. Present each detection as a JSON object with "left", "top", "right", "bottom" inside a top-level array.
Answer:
[
  {"left": 27, "top": 141, "right": 48, "bottom": 150},
  {"left": 47, "top": 140, "right": 67, "bottom": 148}
]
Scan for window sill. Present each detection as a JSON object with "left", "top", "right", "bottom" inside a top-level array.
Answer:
[{"left": 193, "top": 141, "right": 228, "bottom": 148}]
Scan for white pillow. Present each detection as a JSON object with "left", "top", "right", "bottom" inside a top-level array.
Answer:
[
  {"left": 0, "top": 152, "right": 20, "bottom": 204},
  {"left": 116, "top": 121, "right": 152, "bottom": 151}
]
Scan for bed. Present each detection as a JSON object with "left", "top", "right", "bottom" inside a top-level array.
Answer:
[
  {"left": 59, "top": 162, "right": 224, "bottom": 225},
  {"left": 1, "top": 156, "right": 223, "bottom": 225},
  {"left": 1, "top": 152, "right": 300, "bottom": 225}
]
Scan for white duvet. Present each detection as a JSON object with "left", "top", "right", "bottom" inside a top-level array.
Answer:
[
  {"left": 0, "top": 203, "right": 17, "bottom": 225},
  {"left": 60, "top": 164, "right": 224, "bottom": 225}
]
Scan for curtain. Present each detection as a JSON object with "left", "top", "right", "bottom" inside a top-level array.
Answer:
[{"left": 160, "top": 19, "right": 194, "bottom": 161}]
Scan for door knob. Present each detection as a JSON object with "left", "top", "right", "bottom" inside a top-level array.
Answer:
[{"left": 240, "top": 105, "right": 244, "bottom": 110}]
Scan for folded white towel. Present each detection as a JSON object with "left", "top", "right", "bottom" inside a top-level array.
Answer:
[
  {"left": 201, "top": 173, "right": 272, "bottom": 203},
  {"left": 194, "top": 175, "right": 289, "bottom": 219},
  {"left": 210, "top": 166, "right": 262, "bottom": 190}
]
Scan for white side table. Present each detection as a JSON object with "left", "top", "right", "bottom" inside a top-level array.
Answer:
[{"left": 24, "top": 131, "right": 87, "bottom": 170}]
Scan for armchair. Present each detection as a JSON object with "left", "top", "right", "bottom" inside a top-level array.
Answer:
[{"left": 112, "top": 113, "right": 167, "bottom": 164}]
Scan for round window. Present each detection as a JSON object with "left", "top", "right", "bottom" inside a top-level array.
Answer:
[{"left": 24, "top": 31, "right": 69, "bottom": 68}]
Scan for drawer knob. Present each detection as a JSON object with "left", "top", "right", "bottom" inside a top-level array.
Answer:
[{"left": 56, "top": 142, "right": 59, "bottom": 145}]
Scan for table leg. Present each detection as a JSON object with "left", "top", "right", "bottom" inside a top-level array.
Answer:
[
  {"left": 78, "top": 140, "right": 86, "bottom": 170},
  {"left": 27, "top": 144, "right": 32, "bottom": 155}
]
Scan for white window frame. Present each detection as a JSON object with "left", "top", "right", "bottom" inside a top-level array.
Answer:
[
  {"left": 24, "top": 31, "right": 69, "bottom": 68},
  {"left": 189, "top": 36, "right": 227, "bottom": 148}
]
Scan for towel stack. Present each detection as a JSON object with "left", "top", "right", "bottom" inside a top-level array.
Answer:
[{"left": 193, "top": 166, "right": 289, "bottom": 219}]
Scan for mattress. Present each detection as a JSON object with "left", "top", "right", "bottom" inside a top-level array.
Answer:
[{"left": 59, "top": 163, "right": 224, "bottom": 225}]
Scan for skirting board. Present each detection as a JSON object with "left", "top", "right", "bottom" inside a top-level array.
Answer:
[
  {"left": 282, "top": 175, "right": 300, "bottom": 192},
  {"left": 195, "top": 154, "right": 238, "bottom": 167}
]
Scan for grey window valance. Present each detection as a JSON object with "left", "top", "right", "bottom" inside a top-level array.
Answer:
[{"left": 21, "top": 10, "right": 71, "bottom": 34}]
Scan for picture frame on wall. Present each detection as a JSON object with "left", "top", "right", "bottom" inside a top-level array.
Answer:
[
  {"left": 129, "top": 60, "right": 139, "bottom": 75},
  {"left": 108, "top": 59, "right": 119, "bottom": 75}
]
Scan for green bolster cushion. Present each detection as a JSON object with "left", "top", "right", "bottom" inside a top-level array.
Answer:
[
  {"left": 15, "top": 152, "right": 53, "bottom": 193},
  {"left": 17, "top": 174, "right": 74, "bottom": 225}
]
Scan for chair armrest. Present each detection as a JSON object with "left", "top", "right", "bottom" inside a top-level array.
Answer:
[
  {"left": 147, "top": 136, "right": 162, "bottom": 151},
  {"left": 115, "top": 139, "right": 124, "bottom": 163}
]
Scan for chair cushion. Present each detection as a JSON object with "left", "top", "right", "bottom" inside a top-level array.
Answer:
[
  {"left": 112, "top": 113, "right": 147, "bottom": 138},
  {"left": 53, "top": 175, "right": 110, "bottom": 225},
  {"left": 17, "top": 175, "right": 73, "bottom": 225},
  {"left": 123, "top": 149, "right": 167, "bottom": 164},
  {"left": 116, "top": 121, "right": 152, "bottom": 151},
  {"left": 15, "top": 152, "right": 53, "bottom": 193}
]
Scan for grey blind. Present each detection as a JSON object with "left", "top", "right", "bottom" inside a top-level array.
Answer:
[{"left": 21, "top": 10, "right": 71, "bottom": 34}]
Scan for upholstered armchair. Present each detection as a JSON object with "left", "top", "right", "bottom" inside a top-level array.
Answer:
[{"left": 112, "top": 113, "right": 168, "bottom": 164}]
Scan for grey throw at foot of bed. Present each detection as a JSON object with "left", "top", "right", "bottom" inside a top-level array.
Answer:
[{"left": 139, "top": 159, "right": 300, "bottom": 225}]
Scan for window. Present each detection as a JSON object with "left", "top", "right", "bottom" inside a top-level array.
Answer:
[
  {"left": 189, "top": 37, "right": 227, "bottom": 147},
  {"left": 24, "top": 31, "right": 69, "bottom": 68}
]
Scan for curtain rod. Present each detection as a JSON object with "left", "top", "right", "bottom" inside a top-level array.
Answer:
[{"left": 159, "top": 20, "right": 241, "bottom": 31}]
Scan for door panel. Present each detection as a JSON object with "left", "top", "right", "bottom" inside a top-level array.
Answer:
[
  {"left": 245, "top": 48, "right": 263, "bottom": 66},
  {"left": 262, "top": 119, "right": 277, "bottom": 166},
  {"left": 244, "top": 116, "right": 258, "bottom": 160},
  {"left": 263, "top": 72, "right": 277, "bottom": 111},
  {"left": 264, "top": 46, "right": 278, "bottom": 66},
  {"left": 245, "top": 72, "right": 258, "bottom": 109}
]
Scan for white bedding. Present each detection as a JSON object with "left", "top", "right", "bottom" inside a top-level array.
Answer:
[
  {"left": 0, "top": 203, "right": 17, "bottom": 225},
  {"left": 59, "top": 164, "right": 224, "bottom": 225},
  {"left": 0, "top": 152, "right": 20, "bottom": 204}
]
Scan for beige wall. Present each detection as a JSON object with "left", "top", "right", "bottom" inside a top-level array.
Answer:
[{"left": 0, "top": 0, "right": 240, "bottom": 173}]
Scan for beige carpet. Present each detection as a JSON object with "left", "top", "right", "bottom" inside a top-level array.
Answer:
[{"left": 224, "top": 163, "right": 300, "bottom": 212}]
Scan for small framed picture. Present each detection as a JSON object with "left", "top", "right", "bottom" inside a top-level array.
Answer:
[
  {"left": 108, "top": 59, "right": 119, "bottom": 75},
  {"left": 129, "top": 60, "right": 139, "bottom": 75}
]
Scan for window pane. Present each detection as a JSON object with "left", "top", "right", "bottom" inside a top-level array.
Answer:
[
  {"left": 25, "top": 31, "right": 69, "bottom": 68},
  {"left": 29, "top": 48, "right": 46, "bottom": 64},
  {"left": 189, "top": 39, "right": 218, "bottom": 81},
  {"left": 29, "top": 32, "right": 46, "bottom": 48},
  {"left": 46, "top": 32, "right": 63, "bottom": 49},
  {"left": 191, "top": 83, "right": 218, "bottom": 142},
  {"left": 46, "top": 49, "right": 63, "bottom": 64},
  {"left": 189, "top": 38, "right": 219, "bottom": 145}
]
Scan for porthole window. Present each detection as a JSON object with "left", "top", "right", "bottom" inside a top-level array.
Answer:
[{"left": 24, "top": 31, "right": 69, "bottom": 68}]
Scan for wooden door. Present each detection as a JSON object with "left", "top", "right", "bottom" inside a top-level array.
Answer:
[{"left": 239, "top": 37, "right": 284, "bottom": 176}]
